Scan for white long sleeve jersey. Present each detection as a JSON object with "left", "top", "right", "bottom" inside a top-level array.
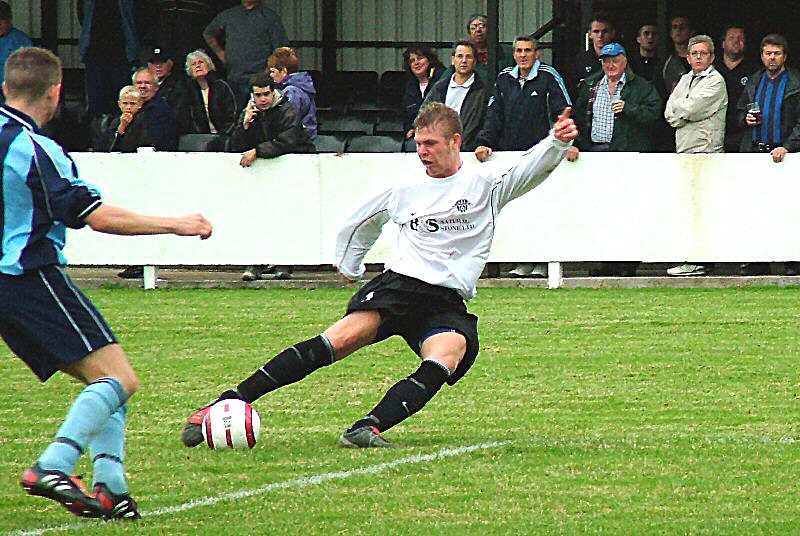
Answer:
[{"left": 335, "top": 132, "right": 571, "bottom": 300}]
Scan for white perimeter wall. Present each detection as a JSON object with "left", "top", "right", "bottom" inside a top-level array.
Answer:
[{"left": 64, "top": 151, "right": 800, "bottom": 266}]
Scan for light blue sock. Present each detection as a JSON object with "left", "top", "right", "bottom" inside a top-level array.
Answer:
[
  {"left": 90, "top": 404, "right": 128, "bottom": 495},
  {"left": 38, "top": 377, "right": 128, "bottom": 475}
]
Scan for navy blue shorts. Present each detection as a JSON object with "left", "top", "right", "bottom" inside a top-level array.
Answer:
[
  {"left": 346, "top": 271, "right": 479, "bottom": 385},
  {"left": 0, "top": 266, "right": 117, "bottom": 382}
]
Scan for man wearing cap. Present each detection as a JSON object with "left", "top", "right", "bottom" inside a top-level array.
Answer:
[
  {"left": 571, "top": 43, "right": 661, "bottom": 154},
  {"left": 148, "top": 46, "right": 187, "bottom": 110},
  {"left": 569, "top": 42, "right": 662, "bottom": 277},
  {"left": 0, "top": 1, "right": 32, "bottom": 101}
]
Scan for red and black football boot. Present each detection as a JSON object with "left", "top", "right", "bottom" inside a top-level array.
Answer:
[
  {"left": 94, "top": 483, "right": 140, "bottom": 521},
  {"left": 181, "top": 402, "right": 214, "bottom": 447},
  {"left": 20, "top": 463, "right": 104, "bottom": 518}
]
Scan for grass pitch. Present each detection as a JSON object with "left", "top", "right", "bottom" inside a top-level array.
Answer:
[{"left": 0, "top": 287, "right": 798, "bottom": 534}]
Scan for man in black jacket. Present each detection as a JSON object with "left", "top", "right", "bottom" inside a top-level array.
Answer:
[
  {"left": 474, "top": 35, "right": 571, "bottom": 279},
  {"left": 229, "top": 72, "right": 315, "bottom": 167},
  {"left": 421, "top": 41, "right": 490, "bottom": 152},
  {"left": 230, "top": 71, "right": 315, "bottom": 282},
  {"left": 474, "top": 36, "right": 571, "bottom": 161}
]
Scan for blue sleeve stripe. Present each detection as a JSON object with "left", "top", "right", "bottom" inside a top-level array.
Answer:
[
  {"left": 539, "top": 65, "right": 573, "bottom": 106},
  {"left": 1, "top": 133, "right": 36, "bottom": 274}
]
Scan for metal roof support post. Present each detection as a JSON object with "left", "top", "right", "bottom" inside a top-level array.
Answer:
[
  {"left": 40, "top": 2, "right": 58, "bottom": 52},
  {"left": 487, "top": 0, "right": 499, "bottom": 82},
  {"left": 322, "top": 0, "right": 337, "bottom": 76}
]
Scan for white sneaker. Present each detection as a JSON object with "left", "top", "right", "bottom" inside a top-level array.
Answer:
[
  {"left": 508, "top": 263, "right": 534, "bottom": 278},
  {"left": 241, "top": 265, "right": 263, "bottom": 281},
  {"left": 666, "top": 263, "right": 706, "bottom": 276},
  {"left": 530, "top": 263, "right": 548, "bottom": 277}
]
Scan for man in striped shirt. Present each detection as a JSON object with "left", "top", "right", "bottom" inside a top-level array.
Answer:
[
  {"left": 736, "top": 33, "right": 800, "bottom": 276},
  {"left": 1, "top": 47, "right": 212, "bottom": 520}
]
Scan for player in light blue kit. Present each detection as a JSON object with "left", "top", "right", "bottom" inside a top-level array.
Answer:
[{"left": 0, "top": 47, "right": 212, "bottom": 520}]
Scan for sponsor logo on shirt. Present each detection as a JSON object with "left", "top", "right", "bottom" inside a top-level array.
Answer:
[
  {"left": 410, "top": 217, "right": 475, "bottom": 233},
  {"left": 454, "top": 199, "right": 471, "bottom": 213}
]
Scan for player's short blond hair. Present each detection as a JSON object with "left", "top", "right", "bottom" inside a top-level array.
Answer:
[
  {"left": 414, "top": 102, "right": 463, "bottom": 140},
  {"left": 4, "top": 47, "right": 62, "bottom": 102}
]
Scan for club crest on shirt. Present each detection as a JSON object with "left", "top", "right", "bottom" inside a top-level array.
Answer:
[
  {"left": 740, "top": 76, "right": 749, "bottom": 86},
  {"left": 454, "top": 199, "right": 471, "bottom": 213}
]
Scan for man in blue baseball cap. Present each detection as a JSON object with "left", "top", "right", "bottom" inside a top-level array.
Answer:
[{"left": 569, "top": 41, "right": 662, "bottom": 277}]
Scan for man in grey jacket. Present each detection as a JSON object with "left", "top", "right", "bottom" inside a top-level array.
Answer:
[
  {"left": 420, "top": 41, "right": 490, "bottom": 151},
  {"left": 664, "top": 34, "right": 727, "bottom": 277},
  {"left": 664, "top": 34, "right": 727, "bottom": 154}
]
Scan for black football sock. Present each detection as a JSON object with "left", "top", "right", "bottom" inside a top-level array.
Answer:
[
  {"left": 350, "top": 359, "right": 450, "bottom": 433},
  {"left": 235, "top": 335, "right": 335, "bottom": 403}
]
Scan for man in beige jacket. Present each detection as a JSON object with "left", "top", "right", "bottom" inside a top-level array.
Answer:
[
  {"left": 664, "top": 34, "right": 727, "bottom": 276},
  {"left": 665, "top": 34, "right": 727, "bottom": 154}
]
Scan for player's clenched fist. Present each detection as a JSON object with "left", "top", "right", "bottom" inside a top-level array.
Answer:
[
  {"left": 175, "top": 213, "right": 213, "bottom": 240},
  {"left": 554, "top": 107, "right": 578, "bottom": 143}
]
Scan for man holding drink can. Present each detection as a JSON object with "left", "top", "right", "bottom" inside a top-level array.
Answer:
[
  {"left": 737, "top": 33, "right": 800, "bottom": 163},
  {"left": 736, "top": 33, "right": 800, "bottom": 276}
]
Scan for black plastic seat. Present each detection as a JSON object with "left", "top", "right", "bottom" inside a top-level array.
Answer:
[{"left": 346, "top": 134, "right": 402, "bottom": 153}]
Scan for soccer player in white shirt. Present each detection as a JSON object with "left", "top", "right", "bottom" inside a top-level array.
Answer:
[{"left": 182, "top": 102, "right": 577, "bottom": 449}]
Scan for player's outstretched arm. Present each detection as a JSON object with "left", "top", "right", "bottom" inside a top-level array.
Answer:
[{"left": 85, "top": 204, "right": 213, "bottom": 239}]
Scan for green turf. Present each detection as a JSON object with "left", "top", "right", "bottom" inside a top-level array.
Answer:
[{"left": 1, "top": 287, "right": 798, "bottom": 534}]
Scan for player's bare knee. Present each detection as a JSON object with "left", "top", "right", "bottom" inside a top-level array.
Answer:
[
  {"left": 421, "top": 332, "right": 467, "bottom": 372},
  {"left": 324, "top": 330, "right": 366, "bottom": 358}
]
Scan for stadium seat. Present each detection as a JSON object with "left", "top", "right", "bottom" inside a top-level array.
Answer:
[
  {"left": 374, "top": 115, "right": 403, "bottom": 135},
  {"left": 177, "top": 134, "right": 228, "bottom": 152},
  {"left": 334, "top": 70, "right": 379, "bottom": 106},
  {"left": 313, "top": 134, "right": 347, "bottom": 153},
  {"left": 346, "top": 134, "right": 402, "bottom": 153},
  {"left": 378, "top": 70, "right": 406, "bottom": 109},
  {"left": 318, "top": 113, "right": 375, "bottom": 135}
]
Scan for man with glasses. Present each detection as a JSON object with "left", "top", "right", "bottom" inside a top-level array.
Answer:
[
  {"left": 664, "top": 34, "right": 727, "bottom": 277},
  {"left": 665, "top": 34, "right": 727, "bottom": 153},
  {"left": 463, "top": 13, "right": 514, "bottom": 83}
]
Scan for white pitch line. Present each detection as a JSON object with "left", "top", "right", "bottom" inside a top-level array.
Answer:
[{"left": 11, "top": 440, "right": 510, "bottom": 536}]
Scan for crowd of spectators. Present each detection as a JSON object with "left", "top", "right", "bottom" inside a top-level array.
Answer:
[{"left": 6, "top": 1, "right": 798, "bottom": 278}]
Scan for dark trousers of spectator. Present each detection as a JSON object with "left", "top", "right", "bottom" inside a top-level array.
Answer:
[{"left": 85, "top": 63, "right": 131, "bottom": 118}]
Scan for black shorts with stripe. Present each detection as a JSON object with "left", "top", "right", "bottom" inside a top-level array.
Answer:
[
  {"left": 346, "top": 270, "right": 479, "bottom": 385},
  {"left": 0, "top": 265, "right": 117, "bottom": 381}
]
